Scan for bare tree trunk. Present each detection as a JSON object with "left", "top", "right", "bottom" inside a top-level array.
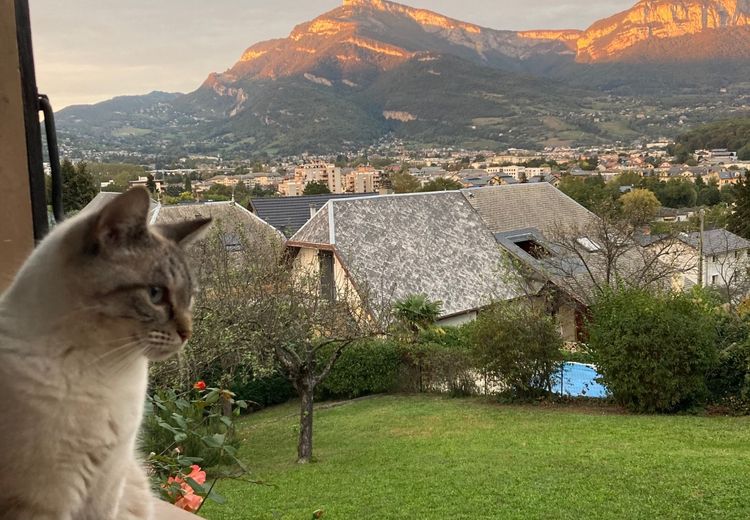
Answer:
[{"left": 297, "top": 382, "right": 314, "bottom": 464}]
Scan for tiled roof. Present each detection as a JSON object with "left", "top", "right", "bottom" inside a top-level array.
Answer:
[
  {"left": 461, "top": 183, "right": 596, "bottom": 235},
  {"left": 289, "top": 191, "right": 518, "bottom": 318},
  {"left": 682, "top": 229, "right": 750, "bottom": 256},
  {"left": 250, "top": 193, "right": 374, "bottom": 236},
  {"left": 154, "top": 201, "right": 284, "bottom": 247}
]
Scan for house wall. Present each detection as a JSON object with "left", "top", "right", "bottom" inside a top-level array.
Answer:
[
  {"left": 437, "top": 311, "right": 477, "bottom": 328},
  {"left": 293, "top": 246, "right": 363, "bottom": 309}
]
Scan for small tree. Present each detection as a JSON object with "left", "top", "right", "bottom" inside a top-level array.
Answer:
[
  {"left": 61, "top": 159, "right": 97, "bottom": 213},
  {"left": 588, "top": 288, "right": 718, "bottom": 412},
  {"left": 469, "top": 301, "right": 563, "bottom": 397},
  {"left": 391, "top": 171, "right": 421, "bottom": 193},
  {"left": 728, "top": 171, "right": 750, "bottom": 239},
  {"left": 392, "top": 295, "right": 443, "bottom": 392},
  {"left": 184, "top": 174, "right": 193, "bottom": 195},
  {"left": 303, "top": 181, "right": 331, "bottom": 195},
  {"left": 419, "top": 177, "right": 463, "bottom": 192},
  {"left": 146, "top": 174, "right": 157, "bottom": 194},
  {"left": 168, "top": 230, "right": 383, "bottom": 463},
  {"left": 620, "top": 188, "right": 660, "bottom": 227}
]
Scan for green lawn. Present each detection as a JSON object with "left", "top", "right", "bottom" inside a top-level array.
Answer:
[{"left": 201, "top": 395, "right": 750, "bottom": 519}]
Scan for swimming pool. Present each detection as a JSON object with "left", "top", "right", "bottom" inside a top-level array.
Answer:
[{"left": 553, "top": 362, "right": 608, "bottom": 398}]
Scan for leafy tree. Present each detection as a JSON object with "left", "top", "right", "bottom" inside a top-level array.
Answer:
[
  {"left": 620, "top": 188, "right": 660, "bottom": 226},
  {"left": 728, "top": 171, "right": 750, "bottom": 239},
  {"left": 160, "top": 232, "right": 384, "bottom": 464},
  {"left": 660, "top": 178, "right": 697, "bottom": 208},
  {"left": 251, "top": 184, "right": 277, "bottom": 198},
  {"left": 303, "top": 181, "right": 331, "bottom": 196},
  {"left": 588, "top": 288, "right": 718, "bottom": 412},
  {"left": 697, "top": 181, "right": 721, "bottom": 207},
  {"left": 419, "top": 177, "right": 463, "bottom": 192},
  {"left": 558, "top": 174, "right": 610, "bottom": 211},
  {"left": 469, "top": 301, "right": 562, "bottom": 397},
  {"left": 391, "top": 171, "right": 421, "bottom": 193},
  {"left": 61, "top": 159, "right": 97, "bottom": 213},
  {"left": 739, "top": 143, "right": 750, "bottom": 161}
]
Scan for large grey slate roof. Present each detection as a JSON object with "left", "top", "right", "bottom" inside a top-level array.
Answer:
[
  {"left": 250, "top": 193, "right": 374, "bottom": 236},
  {"left": 289, "top": 191, "right": 518, "bottom": 318},
  {"left": 681, "top": 229, "right": 750, "bottom": 256},
  {"left": 461, "top": 184, "right": 596, "bottom": 235},
  {"left": 153, "top": 201, "right": 284, "bottom": 246}
]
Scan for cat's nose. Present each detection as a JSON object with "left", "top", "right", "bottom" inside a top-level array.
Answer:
[{"left": 178, "top": 328, "right": 191, "bottom": 342}]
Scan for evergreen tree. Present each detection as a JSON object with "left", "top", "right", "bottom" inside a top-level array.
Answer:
[
  {"left": 728, "top": 171, "right": 750, "bottom": 239},
  {"left": 183, "top": 174, "right": 192, "bottom": 194},
  {"left": 145, "top": 174, "right": 157, "bottom": 194},
  {"left": 61, "top": 159, "right": 97, "bottom": 213}
]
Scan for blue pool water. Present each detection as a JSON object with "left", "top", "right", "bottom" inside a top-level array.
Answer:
[{"left": 553, "top": 362, "right": 608, "bottom": 398}]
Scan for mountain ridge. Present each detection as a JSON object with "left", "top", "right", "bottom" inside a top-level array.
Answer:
[{"left": 56, "top": 0, "right": 750, "bottom": 156}]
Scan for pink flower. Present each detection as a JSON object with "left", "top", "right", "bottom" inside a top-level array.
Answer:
[
  {"left": 193, "top": 380, "right": 207, "bottom": 391},
  {"left": 186, "top": 464, "right": 206, "bottom": 486},
  {"left": 175, "top": 490, "right": 204, "bottom": 512},
  {"left": 163, "top": 465, "right": 207, "bottom": 512}
]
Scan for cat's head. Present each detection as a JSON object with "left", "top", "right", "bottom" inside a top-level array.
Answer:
[{"left": 55, "top": 188, "right": 211, "bottom": 361}]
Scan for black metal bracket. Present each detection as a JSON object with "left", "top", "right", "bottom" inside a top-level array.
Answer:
[{"left": 38, "top": 94, "right": 64, "bottom": 223}]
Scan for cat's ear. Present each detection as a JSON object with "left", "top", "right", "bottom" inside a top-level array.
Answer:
[
  {"left": 155, "top": 218, "right": 212, "bottom": 247},
  {"left": 91, "top": 188, "right": 150, "bottom": 249}
]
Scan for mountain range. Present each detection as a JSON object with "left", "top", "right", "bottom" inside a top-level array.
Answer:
[{"left": 58, "top": 0, "right": 750, "bottom": 157}]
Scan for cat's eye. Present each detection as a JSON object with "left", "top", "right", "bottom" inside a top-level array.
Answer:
[{"left": 148, "top": 286, "right": 166, "bottom": 305}]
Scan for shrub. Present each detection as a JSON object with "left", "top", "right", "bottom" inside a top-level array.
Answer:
[
  {"left": 399, "top": 326, "right": 476, "bottom": 396},
  {"left": 231, "top": 371, "right": 296, "bottom": 409},
  {"left": 142, "top": 383, "right": 248, "bottom": 512},
  {"left": 468, "top": 302, "right": 563, "bottom": 398},
  {"left": 707, "top": 313, "right": 750, "bottom": 411},
  {"left": 319, "top": 339, "right": 401, "bottom": 399},
  {"left": 588, "top": 288, "right": 718, "bottom": 412}
]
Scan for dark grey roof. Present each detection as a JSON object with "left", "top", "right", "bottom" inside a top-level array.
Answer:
[
  {"left": 250, "top": 193, "right": 372, "bottom": 236},
  {"left": 681, "top": 229, "right": 750, "bottom": 255},
  {"left": 289, "top": 192, "right": 518, "bottom": 318},
  {"left": 461, "top": 183, "right": 596, "bottom": 235}
]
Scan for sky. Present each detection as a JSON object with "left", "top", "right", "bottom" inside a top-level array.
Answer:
[{"left": 29, "top": 0, "right": 634, "bottom": 109}]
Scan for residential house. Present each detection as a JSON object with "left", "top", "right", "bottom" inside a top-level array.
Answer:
[
  {"left": 285, "top": 184, "right": 600, "bottom": 340},
  {"left": 153, "top": 200, "right": 284, "bottom": 251},
  {"left": 250, "top": 193, "right": 374, "bottom": 237},
  {"left": 675, "top": 229, "right": 750, "bottom": 297}
]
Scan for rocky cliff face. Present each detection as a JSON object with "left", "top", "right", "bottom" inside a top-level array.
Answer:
[{"left": 575, "top": 0, "right": 750, "bottom": 61}]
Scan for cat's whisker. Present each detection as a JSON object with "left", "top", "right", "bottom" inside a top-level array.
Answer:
[{"left": 86, "top": 339, "right": 144, "bottom": 368}]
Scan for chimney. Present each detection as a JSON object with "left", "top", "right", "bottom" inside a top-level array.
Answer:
[{"left": 309, "top": 204, "right": 317, "bottom": 218}]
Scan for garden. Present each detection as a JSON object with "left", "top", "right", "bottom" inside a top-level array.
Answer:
[{"left": 142, "top": 228, "right": 750, "bottom": 517}]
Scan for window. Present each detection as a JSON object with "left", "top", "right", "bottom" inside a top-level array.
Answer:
[
  {"left": 318, "top": 250, "right": 335, "bottom": 301},
  {"left": 515, "top": 239, "right": 551, "bottom": 259},
  {"left": 222, "top": 233, "right": 243, "bottom": 252},
  {"left": 711, "top": 255, "right": 717, "bottom": 263},
  {"left": 711, "top": 275, "right": 718, "bottom": 285}
]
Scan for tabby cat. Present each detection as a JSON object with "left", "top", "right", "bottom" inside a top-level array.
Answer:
[{"left": 0, "top": 188, "right": 210, "bottom": 519}]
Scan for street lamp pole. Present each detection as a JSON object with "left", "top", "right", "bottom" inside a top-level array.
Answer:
[{"left": 698, "top": 208, "right": 705, "bottom": 287}]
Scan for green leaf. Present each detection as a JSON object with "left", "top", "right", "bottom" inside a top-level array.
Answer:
[{"left": 202, "top": 433, "right": 225, "bottom": 448}]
